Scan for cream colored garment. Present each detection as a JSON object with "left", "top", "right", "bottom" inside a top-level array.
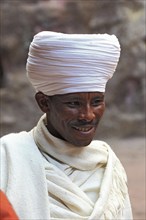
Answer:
[
  {"left": 33, "top": 115, "right": 132, "bottom": 220},
  {"left": 26, "top": 31, "right": 121, "bottom": 95},
  {"left": 1, "top": 115, "right": 133, "bottom": 220}
]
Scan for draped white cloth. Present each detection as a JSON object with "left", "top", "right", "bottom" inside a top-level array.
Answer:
[
  {"left": 26, "top": 31, "right": 121, "bottom": 95},
  {"left": 1, "top": 115, "right": 132, "bottom": 220}
]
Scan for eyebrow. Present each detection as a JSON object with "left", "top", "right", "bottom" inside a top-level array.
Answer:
[
  {"left": 62, "top": 92, "right": 104, "bottom": 98},
  {"left": 50, "top": 92, "right": 105, "bottom": 101},
  {"left": 57, "top": 93, "right": 105, "bottom": 102}
]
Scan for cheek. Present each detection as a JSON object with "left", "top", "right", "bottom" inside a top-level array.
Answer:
[
  {"left": 96, "top": 103, "right": 105, "bottom": 117},
  {"left": 52, "top": 108, "right": 76, "bottom": 126},
  {"left": 60, "top": 108, "right": 78, "bottom": 119}
]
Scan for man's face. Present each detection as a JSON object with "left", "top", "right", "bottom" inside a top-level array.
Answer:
[{"left": 46, "top": 92, "right": 105, "bottom": 147}]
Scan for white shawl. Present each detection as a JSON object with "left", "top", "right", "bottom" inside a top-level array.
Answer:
[{"left": 0, "top": 115, "right": 133, "bottom": 220}]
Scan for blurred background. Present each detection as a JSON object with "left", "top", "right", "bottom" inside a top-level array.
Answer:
[{"left": 0, "top": 0, "right": 145, "bottom": 219}]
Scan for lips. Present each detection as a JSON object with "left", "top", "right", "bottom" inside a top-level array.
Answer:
[{"left": 72, "top": 126, "right": 94, "bottom": 132}]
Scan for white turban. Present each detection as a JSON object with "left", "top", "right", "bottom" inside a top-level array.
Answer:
[{"left": 26, "top": 31, "right": 120, "bottom": 95}]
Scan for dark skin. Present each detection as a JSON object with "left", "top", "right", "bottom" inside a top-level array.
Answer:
[{"left": 35, "top": 91, "right": 105, "bottom": 147}]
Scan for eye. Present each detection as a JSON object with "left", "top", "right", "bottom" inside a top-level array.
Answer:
[
  {"left": 65, "top": 101, "right": 80, "bottom": 108},
  {"left": 92, "top": 98, "right": 104, "bottom": 106}
]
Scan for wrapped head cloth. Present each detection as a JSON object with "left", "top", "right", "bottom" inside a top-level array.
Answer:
[{"left": 26, "top": 31, "right": 120, "bottom": 95}]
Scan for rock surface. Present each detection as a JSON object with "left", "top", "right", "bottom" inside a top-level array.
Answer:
[
  {"left": 0, "top": 1, "right": 145, "bottom": 219},
  {"left": 1, "top": 0, "right": 145, "bottom": 137},
  {"left": 108, "top": 137, "right": 145, "bottom": 220}
]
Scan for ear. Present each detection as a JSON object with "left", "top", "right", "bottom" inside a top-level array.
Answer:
[{"left": 35, "top": 91, "right": 50, "bottom": 113}]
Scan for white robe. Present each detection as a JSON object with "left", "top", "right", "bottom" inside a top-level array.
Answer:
[{"left": 0, "top": 115, "right": 133, "bottom": 220}]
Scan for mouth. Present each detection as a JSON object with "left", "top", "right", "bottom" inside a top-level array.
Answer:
[
  {"left": 72, "top": 126, "right": 94, "bottom": 133},
  {"left": 69, "top": 124, "right": 97, "bottom": 146}
]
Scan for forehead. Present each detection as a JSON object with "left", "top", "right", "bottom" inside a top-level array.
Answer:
[{"left": 50, "top": 92, "right": 104, "bottom": 101}]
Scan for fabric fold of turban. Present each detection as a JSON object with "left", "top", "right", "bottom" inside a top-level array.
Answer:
[{"left": 26, "top": 31, "right": 121, "bottom": 95}]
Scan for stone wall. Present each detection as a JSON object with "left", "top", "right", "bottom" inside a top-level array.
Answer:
[{"left": 0, "top": 0, "right": 145, "bottom": 138}]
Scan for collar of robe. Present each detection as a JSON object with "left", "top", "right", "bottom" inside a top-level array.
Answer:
[{"left": 33, "top": 114, "right": 128, "bottom": 219}]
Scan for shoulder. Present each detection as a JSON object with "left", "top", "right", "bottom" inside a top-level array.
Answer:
[
  {"left": 0, "top": 130, "right": 39, "bottom": 158},
  {"left": 1, "top": 130, "right": 34, "bottom": 148},
  {"left": 0, "top": 129, "right": 43, "bottom": 169},
  {"left": 92, "top": 139, "right": 127, "bottom": 176},
  {"left": 1, "top": 131, "right": 32, "bottom": 143},
  {"left": 92, "top": 139, "right": 119, "bottom": 158},
  {"left": 92, "top": 139, "right": 111, "bottom": 147},
  {"left": 91, "top": 139, "right": 114, "bottom": 154}
]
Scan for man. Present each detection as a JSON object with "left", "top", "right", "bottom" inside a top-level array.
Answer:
[{"left": 0, "top": 31, "right": 133, "bottom": 219}]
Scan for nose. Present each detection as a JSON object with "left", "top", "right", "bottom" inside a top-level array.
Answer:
[{"left": 78, "top": 104, "right": 95, "bottom": 122}]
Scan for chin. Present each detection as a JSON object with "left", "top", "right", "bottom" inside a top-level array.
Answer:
[{"left": 73, "top": 139, "right": 92, "bottom": 147}]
